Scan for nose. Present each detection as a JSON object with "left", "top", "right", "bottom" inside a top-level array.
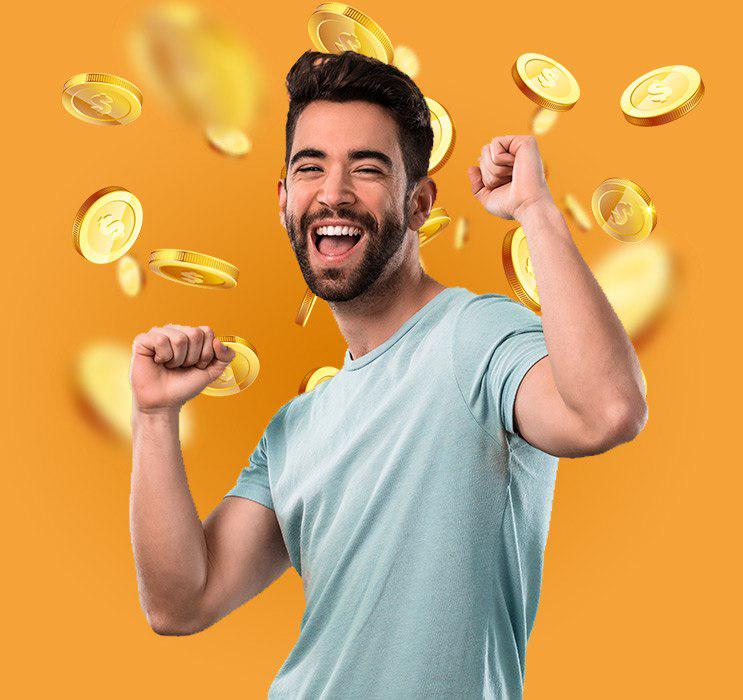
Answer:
[{"left": 316, "top": 166, "right": 356, "bottom": 209}]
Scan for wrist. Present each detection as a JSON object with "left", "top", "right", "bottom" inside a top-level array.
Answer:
[
  {"left": 132, "top": 406, "right": 181, "bottom": 423},
  {"left": 514, "top": 194, "right": 558, "bottom": 225}
]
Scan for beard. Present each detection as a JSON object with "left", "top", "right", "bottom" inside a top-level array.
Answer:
[{"left": 286, "top": 202, "right": 409, "bottom": 302}]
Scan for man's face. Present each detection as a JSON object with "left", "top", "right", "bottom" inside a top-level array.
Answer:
[{"left": 279, "top": 100, "right": 416, "bottom": 302}]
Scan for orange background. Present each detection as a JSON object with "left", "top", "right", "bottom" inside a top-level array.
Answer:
[{"left": 2, "top": 0, "right": 737, "bottom": 696}]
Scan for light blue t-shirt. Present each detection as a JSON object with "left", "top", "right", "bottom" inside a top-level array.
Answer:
[{"left": 225, "top": 286, "right": 559, "bottom": 698}]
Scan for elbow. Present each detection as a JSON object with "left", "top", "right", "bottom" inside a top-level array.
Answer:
[
  {"left": 599, "top": 399, "right": 649, "bottom": 448},
  {"left": 146, "top": 609, "right": 200, "bottom": 637}
]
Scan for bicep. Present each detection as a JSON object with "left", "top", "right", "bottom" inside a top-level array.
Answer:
[
  {"left": 512, "top": 356, "right": 613, "bottom": 458},
  {"left": 192, "top": 496, "right": 291, "bottom": 632}
]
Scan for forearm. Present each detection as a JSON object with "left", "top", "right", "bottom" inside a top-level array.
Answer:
[
  {"left": 130, "top": 409, "right": 208, "bottom": 626},
  {"left": 517, "top": 200, "right": 647, "bottom": 429}
]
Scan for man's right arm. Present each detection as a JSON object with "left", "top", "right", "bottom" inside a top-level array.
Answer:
[
  {"left": 129, "top": 324, "right": 291, "bottom": 635},
  {"left": 130, "top": 408, "right": 291, "bottom": 636}
]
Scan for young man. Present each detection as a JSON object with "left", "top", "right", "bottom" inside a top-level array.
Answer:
[{"left": 130, "top": 50, "right": 647, "bottom": 698}]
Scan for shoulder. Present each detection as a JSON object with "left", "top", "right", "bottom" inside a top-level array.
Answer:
[{"left": 452, "top": 291, "right": 542, "bottom": 336}]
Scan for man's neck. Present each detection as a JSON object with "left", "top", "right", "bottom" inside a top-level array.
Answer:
[{"left": 334, "top": 274, "right": 447, "bottom": 362}]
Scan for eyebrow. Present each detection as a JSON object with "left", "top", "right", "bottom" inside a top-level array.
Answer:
[{"left": 289, "top": 148, "right": 393, "bottom": 170}]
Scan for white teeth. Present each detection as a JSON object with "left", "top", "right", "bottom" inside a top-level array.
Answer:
[{"left": 315, "top": 225, "right": 362, "bottom": 236}]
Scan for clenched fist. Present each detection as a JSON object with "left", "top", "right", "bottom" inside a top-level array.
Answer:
[
  {"left": 467, "top": 135, "right": 553, "bottom": 221},
  {"left": 130, "top": 324, "right": 236, "bottom": 414}
]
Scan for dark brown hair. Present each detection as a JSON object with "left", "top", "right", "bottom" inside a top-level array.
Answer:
[{"left": 284, "top": 50, "right": 433, "bottom": 198}]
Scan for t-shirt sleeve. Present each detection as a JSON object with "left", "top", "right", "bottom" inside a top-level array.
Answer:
[
  {"left": 451, "top": 293, "right": 549, "bottom": 437},
  {"left": 223, "top": 431, "right": 274, "bottom": 510}
]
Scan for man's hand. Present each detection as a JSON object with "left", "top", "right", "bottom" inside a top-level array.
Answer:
[{"left": 467, "top": 135, "right": 553, "bottom": 222}]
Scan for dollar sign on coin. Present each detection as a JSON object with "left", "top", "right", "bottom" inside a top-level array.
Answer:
[
  {"left": 73, "top": 186, "right": 143, "bottom": 263},
  {"left": 307, "top": 4, "right": 394, "bottom": 62},
  {"left": 620, "top": 65, "right": 704, "bottom": 126},
  {"left": 201, "top": 336, "right": 259, "bottom": 397},
  {"left": 148, "top": 249, "right": 239, "bottom": 288},
  {"left": 62, "top": 72, "right": 143, "bottom": 126},
  {"left": 592, "top": 178, "right": 656, "bottom": 242},
  {"left": 512, "top": 53, "right": 580, "bottom": 111}
]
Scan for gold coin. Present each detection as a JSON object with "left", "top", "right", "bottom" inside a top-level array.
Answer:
[
  {"left": 307, "top": 3, "right": 394, "bottom": 62},
  {"left": 419, "top": 207, "right": 450, "bottom": 248},
  {"left": 61, "top": 72, "right": 143, "bottom": 126},
  {"left": 512, "top": 52, "right": 580, "bottom": 111},
  {"left": 453, "top": 216, "right": 469, "bottom": 250},
  {"left": 393, "top": 44, "right": 420, "bottom": 78},
  {"left": 620, "top": 65, "right": 704, "bottom": 126},
  {"left": 591, "top": 178, "right": 656, "bottom": 242},
  {"left": 299, "top": 366, "right": 339, "bottom": 393},
  {"left": 295, "top": 286, "right": 318, "bottom": 326},
  {"left": 205, "top": 125, "right": 252, "bottom": 157},
  {"left": 202, "top": 335, "right": 259, "bottom": 397},
  {"left": 73, "top": 186, "right": 143, "bottom": 264},
  {"left": 564, "top": 193, "right": 592, "bottom": 230},
  {"left": 531, "top": 107, "right": 559, "bottom": 135},
  {"left": 129, "top": 3, "right": 263, "bottom": 128},
  {"left": 426, "top": 96, "right": 455, "bottom": 174},
  {"left": 75, "top": 341, "right": 192, "bottom": 443},
  {"left": 148, "top": 249, "right": 239, "bottom": 289},
  {"left": 502, "top": 226, "right": 540, "bottom": 312},
  {"left": 592, "top": 238, "right": 673, "bottom": 339},
  {"left": 117, "top": 254, "right": 145, "bottom": 296}
]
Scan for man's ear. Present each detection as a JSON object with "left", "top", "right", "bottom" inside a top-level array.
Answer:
[
  {"left": 278, "top": 177, "right": 287, "bottom": 229},
  {"left": 408, "top": 177, "right": 437, "bottom": 230}
]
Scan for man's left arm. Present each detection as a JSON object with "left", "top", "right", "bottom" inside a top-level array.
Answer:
[{"left": 467, "top": 135, "right": 648, "bottom": 457}]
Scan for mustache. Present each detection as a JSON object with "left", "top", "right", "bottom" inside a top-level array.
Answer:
[{"left": 300, "top": 208, "right": 377, "bottom": 235}]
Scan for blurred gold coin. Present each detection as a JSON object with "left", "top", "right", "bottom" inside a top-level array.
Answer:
[
  {"left": 453, "top": 216, "right": 469, "bottom": 250},
  {"left": 62, "top": 72, "right": 143, "bottom": 126},
  {"left": 202, "top": 335, "right": 259, "bottom": 397},
  {"left": 393, "top": 44, "right": 419, "bottom": 78},
  {"left": 531, "top": 107, "right": 558, "bottom": 135},
  {"left": 419, "top": 207, "right": 450, "bottom": 248},
  {"left": 205, "top": 125, "right": 252, "bottom": 156},
  {"left": 426, "top": 96, "right": 455, "bottom": 174},
  {"left": 75, "top": 340, "right": 192, "bottom": 443},
  {"left": 512, "top": 52, "right": 580, "bottom": 111},
  {"left": 148, "top": 249, "right": 239, "bottom": 288},
  {"left": 592, "top": 178, "right": 656, "bottom": 242},
  {"left": 129, "top": 2, "right": 263, "bottom": 128},
  {"left": 307, "top": 3, "right": 394, "bottom": 62},
  {"left": 564, "top": 193, "right": 592, "bottom": 230},
  {"left": 592, "top": 238, "right": 673, "bottom": 339},
  {"left": 503, "top": 226, "right": 540, "bottom": 312},
  {"left": 295, "top": 286, "right": 318, "bottom": 326},
  {"left": 117, "top": 254, "right": 145, "bottom": 296},
  {"left": 73, "top": 186, "right": 143, "bottom": 264},
  {"left": 299, "top": 366, "right": 339, "bottom": 393},
  {"left": 620, "top": 65, "right": 704, "bottom": 126}
]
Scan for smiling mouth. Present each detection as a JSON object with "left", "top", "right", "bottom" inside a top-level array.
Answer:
[{"left": 310, "top": 229, "right": 366, "bottom": 260}]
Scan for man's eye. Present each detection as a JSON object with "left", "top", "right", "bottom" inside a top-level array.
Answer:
[{"left": 296, "top": 166, "right": 381, "bottom": 173}]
